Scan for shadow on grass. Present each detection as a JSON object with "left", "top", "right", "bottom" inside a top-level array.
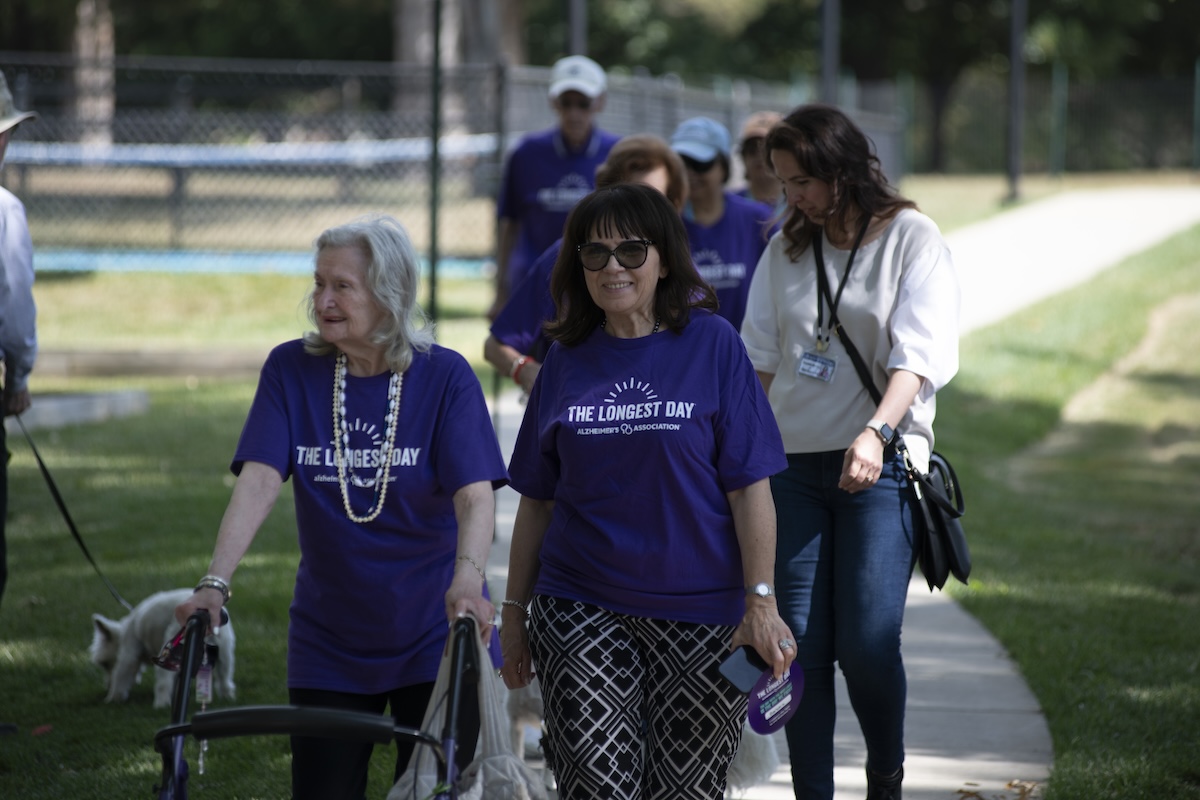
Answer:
[{"left": 929, "top": 374, "right": 1200, "bottom": 799}]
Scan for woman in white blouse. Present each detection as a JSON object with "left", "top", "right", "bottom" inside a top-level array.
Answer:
[{"left": 741, "top": 104, "right": 960, "bottom": 800}]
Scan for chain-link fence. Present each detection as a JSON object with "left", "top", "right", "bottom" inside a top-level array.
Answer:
[
  {"left": 0, "top": 52, "right": 904, "bottom": 264},
  {"left": 906, "top": 66, "right": 1199, "bottom": 174},
  {"left": 1, "top": 53, "right": 503, "bottom": 258},
  {"left": 3, "top": 52, "right": 1195, "bottom": 264}
]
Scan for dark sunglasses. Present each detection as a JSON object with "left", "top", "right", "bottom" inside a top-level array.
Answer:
[
  {"left": 577, "top": 239, "right": 654, "bottom": 271},
  {"left": 681, "top": 155, "right": 718, "bottom": 174},
  {"left": 556, "top": 96, "right": 593, "bottom": 111}
]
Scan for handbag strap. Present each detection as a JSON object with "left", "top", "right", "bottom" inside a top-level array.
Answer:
[
  {"left": 835, "top": 332, "right": 962, "bottom": 521},
  {"left": 817, "top": 262, "right": 960, "bottom": 512},
  {"left": 811, "top": 218, "right": 882, "bottom": 410}
]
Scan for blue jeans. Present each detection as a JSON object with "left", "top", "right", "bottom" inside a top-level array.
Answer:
[{"left": 772, "top": 450, "right": 916, "bottom": 800}]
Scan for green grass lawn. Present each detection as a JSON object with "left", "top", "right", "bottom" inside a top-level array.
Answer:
[
  {"left": 934, "top": 224, "right": 1200, "bottom": 798},
  {"left": 4, "top": 174, "right": 1199, "bottom": 798}
]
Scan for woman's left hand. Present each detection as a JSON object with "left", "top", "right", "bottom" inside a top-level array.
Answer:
[
  {"left": 445, "top": 572, "right": 497, "bottom": 641},
  {"left": 839, "top": 429, "right": 884, "bottom": 494},
  {"left": 730, "top": 597, "right": 797, "bottom": 681}
]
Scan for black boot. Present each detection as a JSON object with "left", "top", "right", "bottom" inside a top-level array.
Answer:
[{"left": 865, "top": 765, "right": 903, "bottom": 800}]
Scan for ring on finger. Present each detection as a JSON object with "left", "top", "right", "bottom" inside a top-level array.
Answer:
[{"left": 779, "top": 638, "right": 795, "bottom": 650}]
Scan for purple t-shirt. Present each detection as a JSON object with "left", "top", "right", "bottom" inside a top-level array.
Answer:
[
  {"left": 497, "top": 126, "right": 619, "bottom": 288},
  {"left": 233, "top": 340, "right": 508, "bottom": 693},
  {"left": 489, "top": 239, "right": 561, "bottom": 360},
  {"left": 507, "top": 312, "right": 787, "bottom": 626},
  {"left": 684, "top": 192, "right": 774, "bottom": 329}
]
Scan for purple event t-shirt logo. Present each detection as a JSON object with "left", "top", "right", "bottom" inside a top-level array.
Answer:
[
  {"left": 536, "top": 173, "right": 592, "bottom": 212},
  {"left": 293, "top": 417, "right": 424, "bottom": 477},
  {"left": 566, "top": 378, "right": 697, "bottom": 437},
  {"left": 692, "top": 247, "right": 747, "bottom": 290}
]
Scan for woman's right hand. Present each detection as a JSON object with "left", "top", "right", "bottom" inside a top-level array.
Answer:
[
  {"left": 498, "top": 607, "right": 536, "bottom": 689},
  {"left": 174, "top": 586, "right": 227, "bottom": 635}
]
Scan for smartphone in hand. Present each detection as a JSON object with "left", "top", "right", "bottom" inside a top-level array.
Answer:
[{"left": 718, "top": 645, "right": 770, "bottom": 694}]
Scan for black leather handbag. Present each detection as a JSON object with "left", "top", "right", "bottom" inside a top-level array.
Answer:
[{"left": 905, "top": 448, "right": 970, "bottom": 590}]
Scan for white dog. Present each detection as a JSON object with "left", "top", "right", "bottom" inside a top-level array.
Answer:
[{"left": 90, "top": 588, "right": 236, "bottom": 709}]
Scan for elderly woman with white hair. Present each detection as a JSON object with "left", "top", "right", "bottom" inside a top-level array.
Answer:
[{"left": 176, "top": 214, "right": 508, "bottom": 800}]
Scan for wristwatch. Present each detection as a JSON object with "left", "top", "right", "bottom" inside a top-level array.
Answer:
[
  {"left": 746, "top": 582, "right": 775, "bottom": 598},
  {"left": 865, "top": 419, "right": 896, "bottom": 446}
]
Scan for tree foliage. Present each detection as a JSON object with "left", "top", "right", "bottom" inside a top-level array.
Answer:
[
  {"left": 0, "top": 0, "right": 79, "bottom": 53},
  {"left": 522, "top": 0, "right": 1196, "bottom": 82},
  {"left": 5, "top": 0, "right": 1194, "bottom": 84},
  {"left": 111, "top": 0, "right": 393, "bottom": 61}
]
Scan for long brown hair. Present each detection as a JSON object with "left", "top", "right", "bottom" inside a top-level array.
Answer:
[
  {"left": 766, "top": 104, "right": 916, "bottom": 261},
  {"left": 545, "top": 184, "right": 717, "bottom": 347}
]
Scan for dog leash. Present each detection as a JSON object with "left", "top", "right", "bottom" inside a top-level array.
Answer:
[{"left": 14, "top": 415, "right": 134, "bottom": 611}]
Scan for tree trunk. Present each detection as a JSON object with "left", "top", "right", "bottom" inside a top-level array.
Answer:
[
  {"left": 393, "top": 0, "right": 466, "bottom": 129},
  {"left": 496, "top": 0, "right": 525, "bottom": 66},
  {"left": 73, "top": 0, "right": 114, "bottom": 146},
  {"left": 927, "top": 78, "right": 951, "bottom": 173}
]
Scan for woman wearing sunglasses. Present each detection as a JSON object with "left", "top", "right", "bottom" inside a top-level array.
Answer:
[
  {"left": 499, "top": 183, "right": 795, "bottom": 799},
  {"left": 484, "top": 134, "right": 689, "bottom": 396}
]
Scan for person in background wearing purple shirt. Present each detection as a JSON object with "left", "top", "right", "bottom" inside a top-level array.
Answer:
[
  {"left": 483, "top": 134, "right": 689, "bottom": 396},
  {"left": 490, "top": 55, "right": 620, "bottom": 319},
  {"left": 499, "top": 184, "right": 796, "bottom": 800},
  {"left": 670, "top": 116, "right": 774, "bottom": 329},
  {"left": 175, "top": 214, "right": 508, "bottom": 800}
]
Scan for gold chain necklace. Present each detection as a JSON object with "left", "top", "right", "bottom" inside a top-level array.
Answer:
[{"left": 332, "top": 352, "right": 402, "bottom": 523}]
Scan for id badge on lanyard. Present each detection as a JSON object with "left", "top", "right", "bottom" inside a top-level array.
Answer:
[
  {"left": 806, "top": 218, "right": 870, "bottom": 386},
  {"left": 798, "top": 350, "right": 837, "bottom": 383}
]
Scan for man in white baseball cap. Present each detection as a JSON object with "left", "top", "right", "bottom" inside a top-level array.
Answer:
[
  {"left": 491, "top": 55, "right": 619, "bottom": 318},
  {"left": 547, "top": 54, "right": 607, "bottom": 101},
  {"left": 0, "top": 68, "right": 39, "bottom": 629}
]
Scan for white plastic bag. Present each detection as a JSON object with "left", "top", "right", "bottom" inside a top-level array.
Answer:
[{"left": 389, "top": 616, "right": 547, "bottom": 800}]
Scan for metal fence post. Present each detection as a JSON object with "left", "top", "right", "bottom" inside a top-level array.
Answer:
[
  {"left": 821, "top": 0, "right": 841, "bottom": 105},
  {"left": 429, "top": 0, "right": 442, "bottom": 324},
  {"left": 897, "top": 72, "right": 915, "bottom": 177},
  {"left": 1050, "top": 61, "right": 1068, "bottom": 177},
  {"left": 1193, "top": 57, "right": 1200, "bottom": 172},
  {"left": 1005, "top": 0, "right": 1028, "bottom": 203}
]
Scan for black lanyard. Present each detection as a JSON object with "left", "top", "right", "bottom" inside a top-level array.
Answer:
[{"left": 812, "top": 216, "right": 872, "bottom": 351}]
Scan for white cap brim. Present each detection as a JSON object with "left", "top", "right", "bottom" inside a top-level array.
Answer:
[
  {"left": 549, "top": 80, "right": 603, "bottom": 100},
  {"left": 0, "top": 110, "right": 38, "bottom": 135}
]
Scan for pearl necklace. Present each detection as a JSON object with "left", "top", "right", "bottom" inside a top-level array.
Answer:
[{"left": 332, "top": 352, "right": 402, "bottom": 523}]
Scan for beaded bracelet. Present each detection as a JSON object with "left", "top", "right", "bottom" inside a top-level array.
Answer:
[
  {"left": 501, "top": 599, "right": 529, "bottom": 616},
  {"left": 195, "top": 574, "right": 231, "bottom": 603},
  {"left": 511, "top": 356, "right": 531, "bottom": 386},
  {"left": 456, "top": 555, "right": 487, "bottom": 583}
]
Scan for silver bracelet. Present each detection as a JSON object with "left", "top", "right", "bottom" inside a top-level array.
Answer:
[
  {"left": 195, "top": 574, "right": 231, "bottom": 603},
  {"left": 456, "top": 555, "right": 487, "bottom": 583},
  {"left": 501, "top": 599, "right": 529, "bottom": 616}
]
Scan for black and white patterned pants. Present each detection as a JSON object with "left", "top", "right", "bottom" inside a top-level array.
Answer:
[{"left": 528, "top": 594, "right": 747, "bottom": 800}]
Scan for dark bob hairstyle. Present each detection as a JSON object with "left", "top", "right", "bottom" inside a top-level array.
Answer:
[{"left": 545, "top": 183, "right": 716, "bottom": 347}]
